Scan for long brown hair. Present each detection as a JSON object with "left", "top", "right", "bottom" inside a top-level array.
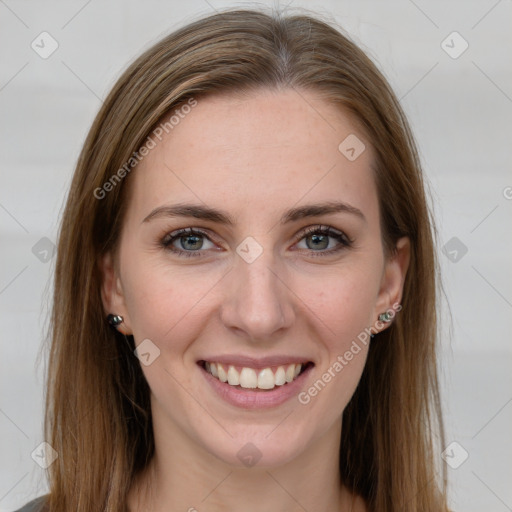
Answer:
[{"left": 43, "top": 7, "right": 448, "bottom": 511}]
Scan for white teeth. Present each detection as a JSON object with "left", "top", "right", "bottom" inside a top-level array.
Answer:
[
  {"left": 257, "top": 368, "right": 275, "bottom": 390},
  {"left": 239, "top": 368, "right": 258, "bottom": 389},
  {"left": 274, "top": 366, "right": 286, "bottom": 386},
  {"left": 227, "top": 365, "right": 239, "bottom": 386},
  {"left": 204, "top": 362, "right": 305, "bottom": 390},
  {"left": 217, "top": 363, "right": 227, "bottom": 383}
]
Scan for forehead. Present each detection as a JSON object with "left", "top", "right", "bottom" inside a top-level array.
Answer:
[{"left": 126, "top": 88, "right": 378, "bottom": 226}]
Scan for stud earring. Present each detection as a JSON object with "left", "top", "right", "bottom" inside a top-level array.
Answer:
[
  {"left": 378, "top": 311, "right": 393, "bottom": 323},
  {"left": 107, "top": 314, "right": 123, "bottom": 327}
]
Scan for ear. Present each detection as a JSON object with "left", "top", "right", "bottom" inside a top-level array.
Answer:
[
  {"left": 373, "top": 236, "right": 410, "bottom": 333},
  {"left": 98, "top": 251, "right": 133, "bottom": 335}
]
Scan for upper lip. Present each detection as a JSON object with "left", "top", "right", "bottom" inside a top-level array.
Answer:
[{"left": 198, "top": 355, "right": 313, "bottom": 370}]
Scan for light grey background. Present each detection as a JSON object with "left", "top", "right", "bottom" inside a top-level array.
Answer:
[{"left": 1, "top": 1, "right": 511, "bottom": 511}]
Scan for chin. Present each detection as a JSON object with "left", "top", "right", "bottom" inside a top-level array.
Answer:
[{"left": 197, "top": 421, "right": 316, "bottom": 469}]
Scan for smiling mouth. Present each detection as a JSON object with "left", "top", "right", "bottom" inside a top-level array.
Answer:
[{"left": 199, "top": 360, "right": 314, "bottom": 391}]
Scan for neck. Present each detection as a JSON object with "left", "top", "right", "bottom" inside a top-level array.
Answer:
[{"left": 128, "top": 411, "right": 357, "bottom": 512}]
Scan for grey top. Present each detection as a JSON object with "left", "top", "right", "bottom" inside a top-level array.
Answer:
[{"left": 12, "top": 496, "right": 47, "bottom": 512}]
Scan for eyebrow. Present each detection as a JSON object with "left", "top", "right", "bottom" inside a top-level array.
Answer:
[{"left": 142, "top": 200, "right": 366, "bottom": 225}]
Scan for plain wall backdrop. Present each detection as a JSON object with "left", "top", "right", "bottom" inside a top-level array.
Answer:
[{"left": 1, "top": 1, "right": 511, "bottom": 511}]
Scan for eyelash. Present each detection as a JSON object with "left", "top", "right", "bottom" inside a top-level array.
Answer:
[{"left": 159, "top": 225, "right": 353, "bottom": 259}]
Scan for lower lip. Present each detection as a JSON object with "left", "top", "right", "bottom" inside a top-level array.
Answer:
[{"left": 199, "top": 363, "right": 314, "bottom": 409}]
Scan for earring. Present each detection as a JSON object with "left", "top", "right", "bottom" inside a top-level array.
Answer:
[
  {"left": 378, "top": 311, "right": 393, "bottom": 323},
  {"left": 107, "top": 314, "right": 123, "bottom": 327}
]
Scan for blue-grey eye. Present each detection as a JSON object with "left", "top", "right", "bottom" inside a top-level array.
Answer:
[
  {"left": 162, "top": 228, "right": 215, "bottom": 253},
  {"left": 296, "top": 226, "right": 351, "bottom": 252}
]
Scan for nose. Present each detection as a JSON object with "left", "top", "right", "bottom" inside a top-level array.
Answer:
[{"left": 220, "top": 248, "right": 295, "bottom": 342}]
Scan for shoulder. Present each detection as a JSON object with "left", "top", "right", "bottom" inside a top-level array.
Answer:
[{"left": 11, "top": 495, "right": 48, "bottom": 512}]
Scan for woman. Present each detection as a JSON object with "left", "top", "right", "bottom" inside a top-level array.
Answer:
[{"left": 17, "top": 7, "right": 449, "bottom": 512}]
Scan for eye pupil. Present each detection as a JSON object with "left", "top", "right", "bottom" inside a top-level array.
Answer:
[
  {"left": 307, "top": 234, "right": 329, "bottom": 250},
  {"left": 181, "top": 234, "right": 203, "bottom": 250}
]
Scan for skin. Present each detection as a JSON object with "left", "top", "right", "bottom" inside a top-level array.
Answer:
[{"left": 100, "top": 88, "right": 410, "bottom": 512}]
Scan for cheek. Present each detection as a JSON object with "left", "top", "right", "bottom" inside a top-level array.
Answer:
[
  {"left": 120, "top": 252, "right": 223, "bottom": 347},
  {"left": 296, "top": 271, "right": 374, "bottom": 415},
  {"left": 295, "top": 260, "right": 382, "bottom": 346}
]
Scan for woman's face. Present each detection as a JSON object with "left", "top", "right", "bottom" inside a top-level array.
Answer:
[{"left": 101, "top": 88, "right": 409, "bottom": 468}]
